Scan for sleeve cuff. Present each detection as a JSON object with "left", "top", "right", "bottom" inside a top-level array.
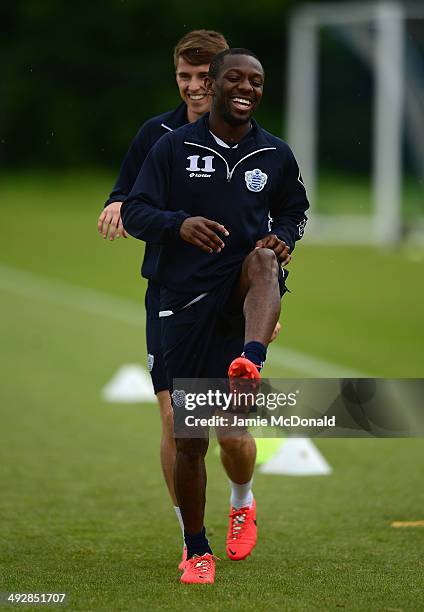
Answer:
[
  {"left": 104, "top": 195, "right": 127, "bottom": 208},
  {"left": 171, "top": 211, "right": 191, "bottom": 240}
]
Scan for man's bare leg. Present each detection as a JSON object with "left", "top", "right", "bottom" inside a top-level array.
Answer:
[
  {"left": 156, "top": 390, "right": 187, "bottom": 550},
  {"left": 221, "top": 247, "right": 280, "bottom": 483},
  {"left": 219, "top": 432, "right": 256, "bottom": 485},
  {"left": 239, "top": 247, "right": 281, "bottom": 346},
  {"left": 220, "top": 242, "right": 280, "bottom": 485},
  {"left": 156, "top": 390, "right": 178, "bottom": 505},
  {"left": 218, "top": 248, "right": 281, "bottom": 560},
  {"left": 218, "top": 428, "right": 257, "bottom": 560},
  {"left": 174, "top": 437, "right": 212, "bottom": 558}
]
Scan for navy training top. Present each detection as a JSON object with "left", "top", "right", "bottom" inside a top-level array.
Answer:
[
  {"left": 104, "top": 102, "right": 188, "bottom": 279},
  {"left": 121, "top": 114, "right": 309, "bottom": 309}
]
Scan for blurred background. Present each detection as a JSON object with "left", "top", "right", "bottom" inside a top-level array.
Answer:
[{"left": 1, "top": 0, "right": 423, "bottom": 609}]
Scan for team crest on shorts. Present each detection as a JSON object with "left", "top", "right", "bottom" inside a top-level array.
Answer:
[
  {"left": 147, "top": 353, "right": 154, "bottom": 372},
  {"left": 245, "top": 168, "right": 268, "bottom": 192},
  {"left": 172, "top": 389, "right": 186, "bottom": 408}
]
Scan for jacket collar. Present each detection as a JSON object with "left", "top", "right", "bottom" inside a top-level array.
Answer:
[
  {"left": 186, "top": 113, "right": 272, "bottom": 151},
  {"left": 160, "top": 102, "right": 188, "bottom": 131}
]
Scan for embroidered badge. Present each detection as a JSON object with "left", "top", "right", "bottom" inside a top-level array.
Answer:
[
  {"left": 172, "top": 389, "right": 186, "bottom": 408},
  {"left": 297, "top": 218, "right": 307, "bottom": 237},
  {"left": 245, "top": 168, "right": 268, "bottom": 192},
  {"left": 147, "top": 353, "right": 154, "bottom": 372}
]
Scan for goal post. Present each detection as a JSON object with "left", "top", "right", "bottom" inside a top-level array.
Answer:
[{"left": 286, "top": 1, "right": 422, "bottom": 244}]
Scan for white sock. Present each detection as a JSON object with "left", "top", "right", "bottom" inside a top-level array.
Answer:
[
  {"left": 173, "top": 506, "right": 185, "bottom": 544},
  {"left": 229, "top": 478, "right": 254, "bottom": 509}
]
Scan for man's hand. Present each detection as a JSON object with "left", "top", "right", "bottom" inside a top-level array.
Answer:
[
  {"left": 255, "top": 234, "right": 291, "bottom": 265},
  {"left": 180, "top": 217, "right": 229, "bottom": 253},
  {"left": 97, "top": 201, "right": 129, "bottom": 241}
]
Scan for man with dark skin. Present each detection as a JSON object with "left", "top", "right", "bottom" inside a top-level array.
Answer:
[
  {"left": 181, "top": 55, "right": 291, "bottom": 343},
  {"left": 121, "top": 48, "right": 308, "bottom": 583}
]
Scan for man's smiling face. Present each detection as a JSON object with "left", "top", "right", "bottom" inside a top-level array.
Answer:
[
  {"left": 210, "top": 54, "right": 264, "bottom": 126},
  {"left": 176, "top": 57, "right": 211, "bottom": 120}
]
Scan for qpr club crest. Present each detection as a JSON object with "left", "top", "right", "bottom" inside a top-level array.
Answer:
[
  {"left": 172, "top": 389, "right": 186, "bottom": 408},
  {"left": 245, "top": 168, "right": 268, "bottom": 192}
]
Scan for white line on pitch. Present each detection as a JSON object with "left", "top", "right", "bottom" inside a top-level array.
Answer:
[
  {"left": 269, "top": 344, "right": 369, "bottom": 378},
  {"left": 0, "top": 262, "right": 371, "bottom": 378}
]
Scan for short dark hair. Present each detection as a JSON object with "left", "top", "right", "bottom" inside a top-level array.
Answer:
[
  {"left": 174, "top": 30, "right": 229, "bottom": 68},
  {"left": 208, "top": 48, "right": 261, "bottom": 80}
]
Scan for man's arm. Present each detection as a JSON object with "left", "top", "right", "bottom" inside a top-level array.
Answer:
[
  {"left": 98, "top": 125, "right": 150, "bottom": 240},
  {"left": 121, "top": 136, "right": 190, "bottom": 244},
  {"left": 269, "top": 146, "right": 309, "bottom": 254},
  {"left": 122, "top": 136, "right": 229, "bottom": 252},
  {"left": 121, "top": 136, "right": 229, "bottom": 253}
]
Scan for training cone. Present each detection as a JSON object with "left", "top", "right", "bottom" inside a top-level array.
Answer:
[
  {"left": 259, "top": 437, "right": 332, "bottom": 476},
  {"left": 101, "top": 364, "right": 156, "bottom": 403}
]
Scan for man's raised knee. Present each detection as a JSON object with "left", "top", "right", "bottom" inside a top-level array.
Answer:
[{"left": 244, "top": 247, "right": 279, "bottom": 279}]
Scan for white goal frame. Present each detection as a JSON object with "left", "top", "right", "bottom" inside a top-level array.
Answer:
[{"left": 286, "top": 1, "right": 424, "bottom": 244}]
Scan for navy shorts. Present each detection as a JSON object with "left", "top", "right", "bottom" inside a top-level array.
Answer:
[
  {"left": 162, "top": 268, "right": 288, "bottom": 392},
  {"left": 145, "top": 280, "right": 169, "bottom": 394}
]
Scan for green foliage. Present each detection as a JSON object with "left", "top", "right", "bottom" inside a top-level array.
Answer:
[
  {"left": 3, "top": 0, "right": 384, "bottom": 171},
  {"left": 1, "top": 0, "right": 296, "bottom": 167}
]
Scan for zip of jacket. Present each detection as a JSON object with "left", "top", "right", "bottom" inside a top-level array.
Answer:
[{"left": 184, "top": 142, "right": 276, "bottom": 182}]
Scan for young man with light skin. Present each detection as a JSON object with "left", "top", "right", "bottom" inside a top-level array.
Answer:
[
  {"left": 98, "top": 32, "right": 281, "bottom": 570},
  {"left": 121, "top": 48, "right": 309, "bottom": 583},
  {"left": 98, "top": 32, "right": 225, "bottom": 241}
]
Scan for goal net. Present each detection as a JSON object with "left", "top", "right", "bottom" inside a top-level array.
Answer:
[{"left": 286, "top": 1, "right": 424, "bottom": 244}]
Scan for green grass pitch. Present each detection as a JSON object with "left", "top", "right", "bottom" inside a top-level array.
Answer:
[{"left": 0, "top": 171, "right": 423, "bottom": 610}]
